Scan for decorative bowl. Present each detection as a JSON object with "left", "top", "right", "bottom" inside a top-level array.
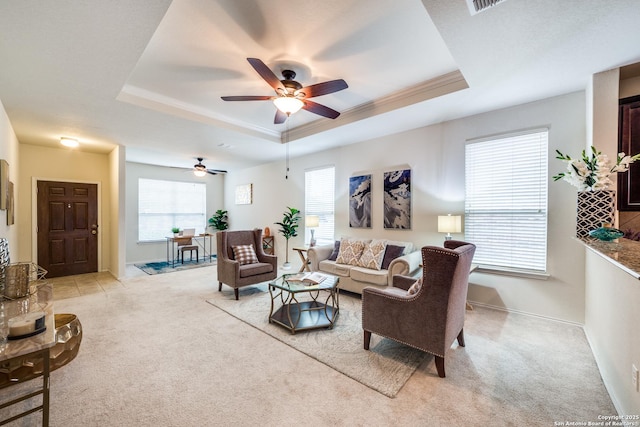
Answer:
[{"left": 588, "top": 227, "right": 624, "bottom": 241}]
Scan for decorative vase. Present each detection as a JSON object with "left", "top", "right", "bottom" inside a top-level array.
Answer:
[
  {"left": 264, "top": 227, "right": 270, "bottom": 237},
  {"left": 576, "top": 190, "right": 615, "bottom": 238}
]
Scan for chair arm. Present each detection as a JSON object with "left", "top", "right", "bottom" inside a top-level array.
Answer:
[
  {"left": 387, "top": 250, "right": 421, "bottom": 282},
  {"left": 392, "top": 274, "right": 419, "bottom": 291},
  {"left": 307, "top": 244, "right": 334, "bottom": 271},
  {"left": 217, "top": 257, "right": 240, "bottom": 282}
]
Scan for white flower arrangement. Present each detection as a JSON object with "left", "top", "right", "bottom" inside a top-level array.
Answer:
[{"left": 553, "top": 146, "right": 640, "bottom": 191}]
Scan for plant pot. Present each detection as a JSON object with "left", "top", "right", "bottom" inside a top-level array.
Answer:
[
  {"left": 577, "top": 190, "right": 615, "bottom": 238},
  {"left": 282, "top": 262, "right": 292, "bottom": 270}
]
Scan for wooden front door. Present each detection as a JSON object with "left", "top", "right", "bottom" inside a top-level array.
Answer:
[{"left": 37, "top": 181, "right": 98, "bottom": 278}]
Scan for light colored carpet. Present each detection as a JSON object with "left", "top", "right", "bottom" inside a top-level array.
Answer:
[
  {"left": 207, "top": 285, "right": 425, "bottom": 397},
  {"left": 1, "top": 266, "right": 616, "bottom": 426}
]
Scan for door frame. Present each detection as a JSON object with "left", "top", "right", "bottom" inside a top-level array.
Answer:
[{"left": 31, "top": 177, "right": 102, "bottom": 272}]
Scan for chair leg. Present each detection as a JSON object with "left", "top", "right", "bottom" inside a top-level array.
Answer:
[
  {"left": 457, "top": 328, "right": 465, "bottom": 347},
  {"left": 196, "top": 248, "right": 199, "bottom": 263},
  {"left": 218, "top": 281, "right": 222, "bottom": 292},
  {"left": 181, "top": 250, "right": 184, "bottom": 264},
  {"left": 364, "top": 330, "right": 371, "bottom": 350},
  {"left": 435, "top": 356, "right": 446, "bottom": 378},
  {"left": 234, "top": 288, "right": 239, "bottom": 300}
]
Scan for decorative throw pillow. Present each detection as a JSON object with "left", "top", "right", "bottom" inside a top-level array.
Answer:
[
  {"left": 335, "top": 238, "right": 367, "bottom": 266},
  {"left": 381, "top": 245, "right": 405, "bottom": 270},
  {"left": 232, "top": 244, "right": 259, "bottom": 265},
  {"left": 328, "top": 240, "right": 341, "bottom": 261},
  {"left": 357, "top": 239, "right": 388, "bottom": 270},
  {"left": 407, "top": 277, "right": 423, "bottom": 295}
]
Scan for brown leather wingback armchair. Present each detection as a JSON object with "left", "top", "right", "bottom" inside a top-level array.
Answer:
[
  {"left": 362, "top": 240, "right": 476, "bottom": 378},
  {"left": 216, "top": 229, "right": 277, "bottom": 300}
]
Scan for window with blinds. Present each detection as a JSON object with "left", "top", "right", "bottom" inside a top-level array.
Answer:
[
  {"left": 138, "top": 178, "right": 207, "bottom": 242},
  {"left": 305, "top": 166, "right": 335, "bottom": 245},
  {"left": 464, "top": 129, "right": 548, "bottom": 272}
]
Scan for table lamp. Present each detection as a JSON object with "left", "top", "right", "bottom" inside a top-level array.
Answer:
[
  {"left": 438, "top": 214, "right": 462, "bottom": 240},
  {"left": 305, "top": 215, "right": 320, "bottom": 246}
]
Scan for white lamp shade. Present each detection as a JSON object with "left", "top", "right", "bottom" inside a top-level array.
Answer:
[
  {"left": 438, "top": 215, "right": 462, "bottom": 233},
  {"left": 273, "top": 96, "right": 304, "bottom": 115},
  {"left": 305, "top": 215, "right": 320, "bottom": 228}
]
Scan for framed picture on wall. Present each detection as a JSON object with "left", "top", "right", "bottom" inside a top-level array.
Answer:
[
  {"left": 383, "top": 168, "right": 411, "bottom": 229},
  {"left": 235, "top": 183, "right": 252, "bottom": 205},
  {"left": 7, "top": 181, "right": 14, "bottom": 225},
  {"left": 0, "top": 159, "right": 8, "bottom": 210},
  {"left": 349, "top": 174, "right": 371, "bottom": 228}
]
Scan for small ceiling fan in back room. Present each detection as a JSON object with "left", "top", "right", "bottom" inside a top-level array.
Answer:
[
  {"left": 221, "top": 58, "right": 348, "bottom": 124},
  {"left": 192, "top": 158, "right": 227, "bottom": 177}
]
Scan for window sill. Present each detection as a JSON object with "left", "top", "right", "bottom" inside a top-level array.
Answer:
[{"left": 474, "top": 265, "right": 550, "bottom": 280}]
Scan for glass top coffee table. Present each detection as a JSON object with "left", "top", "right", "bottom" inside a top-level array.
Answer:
[{"left": 268, "top": 273, "right": 339, "bottom": 334}]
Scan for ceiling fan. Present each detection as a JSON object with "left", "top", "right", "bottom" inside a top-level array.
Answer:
[
  {"left": 222, "top": 58, "right": 348, "bottom": 124},
  {"left": 193, "top": 158, "right": 227, "bottom": 176}
]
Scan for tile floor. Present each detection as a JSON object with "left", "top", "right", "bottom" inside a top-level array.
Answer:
[{"left": 48, "top": 265, "right": 147, "bottom": 301}]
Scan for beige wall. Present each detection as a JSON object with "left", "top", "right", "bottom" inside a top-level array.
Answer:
[
  {"left": 226, "top": 91, "right": 588, "bottom": 324},
  {"left": 0, "top": 100, "right": 20, "bottom": 253},
  {"left": 17, "top": 144, "right": 112, "bottom": 271}
]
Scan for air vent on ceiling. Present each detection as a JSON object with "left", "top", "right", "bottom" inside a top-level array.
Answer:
[{"left": 466, "top": 0, "right": 508, "bottom": 15}]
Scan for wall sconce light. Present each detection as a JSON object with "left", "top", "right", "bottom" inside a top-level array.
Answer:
[
  {"left": 438, "top": 214, "right": 462, "bottom": 240},
  {"left": 60, "top": 137, "right": 79, "bottom": 148},
  {"left": 305, "top": 215, "right": 320, "bottom": 246}
]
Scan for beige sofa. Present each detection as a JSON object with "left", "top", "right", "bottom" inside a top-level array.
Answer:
[{"left": 307, "top": 238, "right": 421, "bottom": 294}]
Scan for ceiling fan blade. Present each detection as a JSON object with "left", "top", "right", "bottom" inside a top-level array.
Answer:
[
  {"left": 302, "top": 100, "right": 341, "bottom": 119},
  {"left": 274, "top": 109, "right": 287, "bottom": 124},
  {"left": 207, "top": 169, "right": 227, "bottom": 175},
  {"left": 221, "top": 95, "right": 273, "bottom": 101},
  {"left": 247, "top": 58, "right": 284, "bottom": 91},
  {"left": 300, "top": 79, "right": 348, "bottom": 98}
]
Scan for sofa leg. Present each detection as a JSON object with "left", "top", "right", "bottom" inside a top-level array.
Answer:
[
  {"left": 364, "top": 330, "right": 371, "bottom": 350},
  {"left": 457, "top": 329, "right": 465, "bottom": 347},
  {"left": 218, "top": 282, "right": 222, "bottom": 292},
  {"left": 234, "top": 288, "right": 239, "bottom": 300},
  {"left": 435, "top": 356, "right": 446, "bottom": 378}
]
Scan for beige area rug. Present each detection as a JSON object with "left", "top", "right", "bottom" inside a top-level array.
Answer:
[{"left": 207, "top": 285, "right": 427, "bottom": 397}]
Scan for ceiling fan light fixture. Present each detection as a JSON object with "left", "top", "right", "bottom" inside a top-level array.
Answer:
[
  {"left": 193, "top": 168, "right": 207, "bottom": 177},
  {"left": 273, "top": 96, "right": 304, "bottom": 116}
]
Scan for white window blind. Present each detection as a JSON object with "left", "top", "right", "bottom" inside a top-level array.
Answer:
[
  {"left": 138, "top": 178, "right": 207, "bottom": 242},
  {"left": 465, "top": 129, "right": 548, "bottom": 272},
  {"left": 305, "top": 166, "right": 335, "bottom": 244}
]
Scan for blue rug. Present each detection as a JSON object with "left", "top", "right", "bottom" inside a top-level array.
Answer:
[{"left": 134, "top": 257, "right": 216, "bottom": 275}]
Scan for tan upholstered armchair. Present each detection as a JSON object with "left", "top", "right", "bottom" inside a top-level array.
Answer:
[
  {"left": 216, "top": 229, "right": 277, "bottom": 300},
  {"left": 362, "top": 240, "right": 476, "bottom": 378}
]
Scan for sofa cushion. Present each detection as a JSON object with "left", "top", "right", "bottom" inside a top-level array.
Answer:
[
  {"left": 350, "top": 266, "right": 389, "bottom": 286},
  {"left": 357, "top": 239, "right": 387, "bottom": 270},
  {"left": 318, "top": 260, "right": 351, "bottom": 277},
  {"left": 232, "top": 244, "right": 259, "bottom": 265},
  {"left": 386, "top": 240, "right": 414, "bottom": 255},
  {"left": 328, "top": 240, "right": 341, "bottom": 261},
  {"left": 381, "top": 244, "right": 405, "bottom": 270},
  {"left": 336, "top": 238, "right": 368, "bottom": 266}
]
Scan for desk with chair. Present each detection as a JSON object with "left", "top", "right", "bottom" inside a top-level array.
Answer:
[{"left": 166, "top": 232, "right": 214, "bottom": 267}]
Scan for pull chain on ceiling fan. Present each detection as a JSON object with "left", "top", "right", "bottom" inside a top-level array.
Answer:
[{"left": 221, "top": 58, "right": 348, "bottom": 124}]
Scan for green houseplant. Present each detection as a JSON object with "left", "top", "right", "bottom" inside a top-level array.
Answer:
[
  {"left": 275, "top": 207, "right": 300, "bottom": 269},
  {"left": 171, "top": 227, "right": 180, "bottom": 236},
  {"left": 208, "top": 210, "right": 229, "bottom": 231}
]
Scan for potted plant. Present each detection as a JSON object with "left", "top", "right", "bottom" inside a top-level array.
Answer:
[
  {"left": 275, "top": 207, "right": 300, "bottom": 269},
  {"left": 208, "top": 209, "right": 229, "bottom": 232},
  {"left": 171, "top": 227, "right": 180, "bottom": 237}
]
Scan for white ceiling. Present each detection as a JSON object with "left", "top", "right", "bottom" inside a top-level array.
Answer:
[{"left": 0, "top": 0, "right": 639, "bottom": 172}]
